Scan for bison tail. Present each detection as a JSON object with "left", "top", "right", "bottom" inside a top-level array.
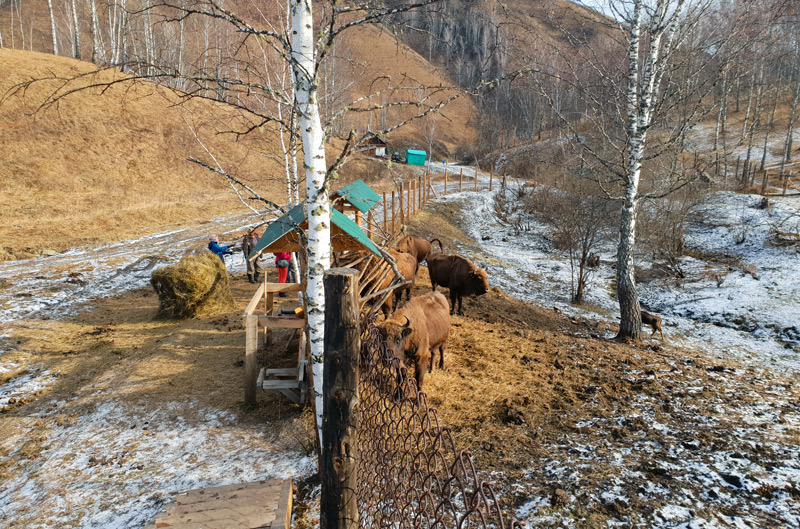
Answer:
[{"left": 430, "top": 238, "right": 444, "bottom": 252}]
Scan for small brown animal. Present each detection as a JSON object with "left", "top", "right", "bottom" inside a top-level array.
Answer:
[
  {"left": 426, "top": 254, "right": 489, "bottom": 315},
  {"left": 641, "top": 311, "right": 665, "bottom": 340},
  {"left": 377, "top": 292, "right": 451, "bottom": 388},
  {"left": 395, "top": 235, "right": 444, "bottom": 263}
]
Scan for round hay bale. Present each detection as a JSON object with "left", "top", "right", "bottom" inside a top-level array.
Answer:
[{"left": 150, "top": 251, "right": 234, "bottom": 318}]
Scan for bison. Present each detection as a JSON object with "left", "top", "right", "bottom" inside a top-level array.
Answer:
[
  {"left": 395, "top": 234, "right": 444, "bottom": 263},
  {"left": 376, "top": 250, "right": 418, "bottom": 316},
  {"left": 426, "top": 254, "right": 489, "bottom": 315},
  {"left": 377, "top": 291, "right": 450, "bottom": 388}
]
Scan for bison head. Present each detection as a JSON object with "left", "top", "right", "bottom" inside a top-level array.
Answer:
[
  {"left": 377, "top": 316, "right": 413, "bottom": 362},
  {"left": 468, "top": 267, "right": 489, "bottom": 296}
]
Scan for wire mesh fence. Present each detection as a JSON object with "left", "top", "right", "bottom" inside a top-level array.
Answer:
[{"left": 356, "top": 321, "right": 522, "bottom": 529}]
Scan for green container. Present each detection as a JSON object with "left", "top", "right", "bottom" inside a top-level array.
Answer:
[{"left": 405, "top": 149, "right": 427, "bottom": 166}]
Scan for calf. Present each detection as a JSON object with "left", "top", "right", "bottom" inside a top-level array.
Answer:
[
  {"left": 426, "top": 254, "right": 489, "bottom": 315},
  {"left": 641, "top": 311, "right": 665, "bottom": 341},
  {"left": 377, "top": 292, "right": 450, "bottom": 388},
  {"left": 395, "top": 234, "right": 444, "bottom": 263}
]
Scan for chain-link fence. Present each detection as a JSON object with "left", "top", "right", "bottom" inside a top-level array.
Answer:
[{"left": 356, "top": 321, "right": 521, "bottom": 529}]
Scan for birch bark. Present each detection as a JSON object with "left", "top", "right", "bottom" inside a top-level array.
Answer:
[
  {"left": 47, "top": 0, "right": 59, "bottom": 55},
  {"left": 291, "top": 0, "right": 331, "bottom": 440}
]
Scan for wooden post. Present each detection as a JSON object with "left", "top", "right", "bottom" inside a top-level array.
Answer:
[
  {"left": 783, "top": 173, "right": 790, "bottom": 195},
  {"left": 459, "top": 168, "right": 463, "bottom": 191},
  {"left": 735, "top": 157, "right": 741, "bottom": 184},
  {"left": 383, "top": 193, "right": 388, "bottom": 232},
  {"left": 391, "top": 191, "right": 396, "bottom": 233},
  {"left": 502, "top": 174, "right": 507, "bottom": 188},
  {"left": 489, "top": 167, "right": 493, "bottom": 191},
  {"left": 474, "top": 167, "right": 478, "bottom": 191},
  {"left": 418, "top": 176, "right": 422, "bottom": 210},
  {"left": 444, "top": 169, "right": 448, "bottom": 195},
  {"left": 321, "top": 268, "right": 360, "bottom": 529},
  {"left": 244, "top": 314, "right": 258, "bottom": 406},
  {"left": 368, "top": 210, "right": 375, "bottom": 241},
  {"left": 399, "top": 183, "right": 405, "bottom": 224},
  {"left": 760, "top": 171, "right": 769, "bottom": 195}
]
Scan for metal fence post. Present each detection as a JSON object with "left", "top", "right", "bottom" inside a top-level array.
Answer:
[{"left": 321, "top": 268, "right": 360, "bottom": 529}]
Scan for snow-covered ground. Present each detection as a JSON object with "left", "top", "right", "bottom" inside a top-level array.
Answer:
[
  {"left": 424, "top": 163, "right": 800, "bottom": 375},
  {"left": 0, "top": 400, "right": 315, "bottom": 528}
]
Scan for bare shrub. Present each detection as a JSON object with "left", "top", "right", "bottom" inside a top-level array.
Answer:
[
  {"left": 525, "top": 179, "right": 615, "bottom": 303},
  {"left": 639, "top": 188, "right": 701, "bottom": 278}
]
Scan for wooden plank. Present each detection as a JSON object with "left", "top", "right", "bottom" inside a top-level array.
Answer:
[
  {"left": 264, "top": 368, "right": 299, "bottom": 377},
  {"left": 459, "top": 168, "right": 463, "bottom": 191},
  {"left": 474, "top": 167, "right": 478, "bottom": 191},
  {"left": 265, "top": 282, "right": 305, "bottom": 293},
  {"left": 245, "top": 314, "right": 259, "bottom": 406},
  {"left": 257, "top": 315, "right": 306, "bottom": 329},
  {"left": 243, "top": 282, "right": 266, "bottom": 317},
  {"left": 278, "top": 388, "right": 302, "bottom": 405},
  {"left": 262, "top": 379, "right": 301, "bottom": 389},
  {"left": 399, "top": 183, "right": 405, "bottom": 224}
]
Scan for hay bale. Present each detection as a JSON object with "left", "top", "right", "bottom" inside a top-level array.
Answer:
[{"left": 151, "top": 251, "right": 234, "bottom": 318}]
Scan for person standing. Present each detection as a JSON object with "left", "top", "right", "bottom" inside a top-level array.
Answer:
[
  {"left": 273, "top": 252, "right": 293, "bottom": 297},
  {"left": 207, "top": 235, "right": 232, "bottom": 261},
  {"left": 242, "top": 229, "right": 262, "bottom": 283}
]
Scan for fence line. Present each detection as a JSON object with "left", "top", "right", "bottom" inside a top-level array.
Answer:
[{"left": 319, "top": 269, "right": 520, "bottom": 529}]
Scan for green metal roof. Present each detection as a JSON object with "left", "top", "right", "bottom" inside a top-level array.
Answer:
[
  {"left": 406, "top": 149, "right": 427, "bottom": 156},
  {"left": 248, "top": 203, "right": 381, "bottom": 260},
  {"left": 331, "top": 179, "right": 381, "bottom": 213}
]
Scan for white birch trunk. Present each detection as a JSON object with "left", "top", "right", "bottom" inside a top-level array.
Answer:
[
  {"left": 88, "top": 0, "right": 103, "bottom": 63},
  {"left": 47, "top": 0, "right": 59, "bottom": 55},
  {"left": 291, "top": 0, "right": 330, "bottom": 443},
  {"left": 71, "top": 0, "right": 81, "bottom": 59}
]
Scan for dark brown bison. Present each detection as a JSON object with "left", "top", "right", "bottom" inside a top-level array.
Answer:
[
  {"left": 395, "top": 234, "right": 444, "bottom": 263},
  {"left": 426, "top": 254, "right": 489, "bottom": 315},
  {"left": 377, "top": 291, "right": 450, "bottom": 388},
  {"left": 376, "top": 250, "right": 418, "bottom": 316}
]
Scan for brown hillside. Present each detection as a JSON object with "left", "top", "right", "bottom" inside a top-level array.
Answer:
[{"left": 0, "top": 49, "right": 284, "bottom": 261}]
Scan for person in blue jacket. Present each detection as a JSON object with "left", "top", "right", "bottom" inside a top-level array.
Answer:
[{"left": 207, "top": 235, "right": 233, "bottom": 261}]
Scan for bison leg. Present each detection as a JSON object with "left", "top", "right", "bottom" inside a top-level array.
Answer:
[
  {"left": 415, "top": 352, "right": 431, "bottom": 389},
  {"left": 448, "top": 290, "right": 457, "bottom": 315},
  {"left": 438, "top": 345, "right": 445, "bottom": 370}
]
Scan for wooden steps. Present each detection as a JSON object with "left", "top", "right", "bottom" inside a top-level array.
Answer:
[{"left": 144, "top": 479, "right": 292, "bottom": 529}]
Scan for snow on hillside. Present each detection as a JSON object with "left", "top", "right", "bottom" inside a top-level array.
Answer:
[{"left": 425, "top": 164, "right": 799, "bottom": 374}]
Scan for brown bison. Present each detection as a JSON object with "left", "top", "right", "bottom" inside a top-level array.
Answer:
[
  {"left": 426, "top": 254, "right": 489, "bottom": 315},
  {"left": 395, "top": 234, "right": 444, "bottom": 263},
  {"left": 375, "top": 250, "right": 418, "bottom": 316},
  {"left": 377, "top": 291, "right": 450, "bottom": 388}
]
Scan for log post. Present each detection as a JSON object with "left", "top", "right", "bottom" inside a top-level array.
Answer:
[
  {"left": 391, "top": 191, "right": 396, "bottom": 233},
  {"left": 459, "top": 168, "right": 463, "bottom": 191},
  {"left": 244, "top": 314, "right": 259, "bottom": 406},
  {"left": 760, "top": 171, "right": 769, "bottom": 195},
  {"left": 783, "top": 173, "right": 790, "bottom": 195},
  {"left": 321, "top": 268, "right": 360, "bottom": 529},
  {"left": 474, "top": 167, "right": 478, "bottom": 191},
  {"left": 489, "top": 167, "right": 493, "bottom": 191},
  {"left": 399, "top": 183, "right": 405, "bottom": 224},
  {"left": 383, "top": 193, "right": 388, "bottom": 233},
  {"left": 368, "top": 210, "right": 375, "bottom": 241},
  {"left": 444, "top": 169, "right": 448, "bottom": 195}
]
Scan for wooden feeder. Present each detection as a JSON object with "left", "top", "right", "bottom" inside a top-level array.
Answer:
[{"left": 242, "top": 195, "right": 404, "bottom": 406}]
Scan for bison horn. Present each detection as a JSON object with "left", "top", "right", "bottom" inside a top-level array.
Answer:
[{"left": 400, "top": 316, "right": 411, "bottom": 330}]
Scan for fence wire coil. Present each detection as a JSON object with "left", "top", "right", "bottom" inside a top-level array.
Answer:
[{"left": 357, "top": 322, "right": 522, "bottom": 529}]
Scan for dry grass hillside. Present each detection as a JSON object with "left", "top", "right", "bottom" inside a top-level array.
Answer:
[
  {"left": 0, "top": 49, "right": 295, "bottom": 261},
  {"left": 0, "top": 23, "right": 478, "bottom": 261}
]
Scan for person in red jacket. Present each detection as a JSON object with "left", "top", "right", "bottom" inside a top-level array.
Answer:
[{"left": 273, "top": 252, "right": 292, "bottom": 297}]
